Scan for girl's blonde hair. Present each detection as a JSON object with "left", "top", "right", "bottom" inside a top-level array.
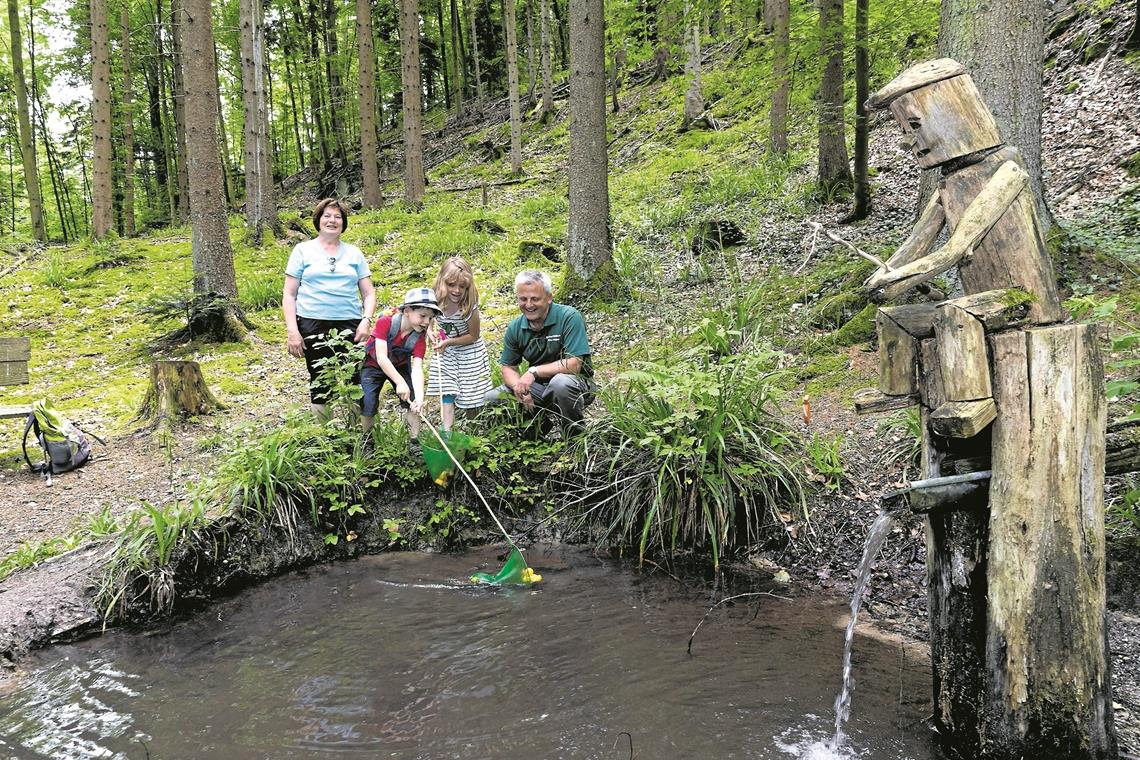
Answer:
[{"left": 433, "top": 256, "right": 479, "bottom": 316}]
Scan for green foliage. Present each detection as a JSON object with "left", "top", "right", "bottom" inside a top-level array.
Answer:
[
  {"left": 418, "top": 498, "right": 480, "bottom": 546},
  {"left": 240, "top": 277, "right": 283, "bottom": 311},
  {"left": 804, "top": 432, "right": 845, "bottom": 491},
  {"left": 39, "top": 250, "right": 71, "bottom": 289},
  {"left": 561, "top": 347, "right": 805, "bottom": 571},
  {"left": 878, "top": 407, "right": 923, "bottom": 470},
  {"left": 0, "top": 536, "right": 81, "bottom": 582}
]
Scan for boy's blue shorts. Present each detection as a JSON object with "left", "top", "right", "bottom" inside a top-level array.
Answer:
[{"left": 361, "top": 364, "right": 415, "bottom": 416}]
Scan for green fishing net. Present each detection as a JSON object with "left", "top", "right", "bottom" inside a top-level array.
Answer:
[{"left": 470, "top": 547, "right": 542, "bottom": 586}]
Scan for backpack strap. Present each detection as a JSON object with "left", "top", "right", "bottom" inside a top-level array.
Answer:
[
  {"left": 386, "top": 313, "right": 421, "bottom": 354},
  {"left": 21, "top": 412, "right": 46, "bottom": 473}
]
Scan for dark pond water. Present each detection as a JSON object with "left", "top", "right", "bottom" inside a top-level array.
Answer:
[{"left": 0, "top": 545, "right": 940, "bottom": 759}]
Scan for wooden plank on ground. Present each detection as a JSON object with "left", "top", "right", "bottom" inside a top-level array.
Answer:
[{"left": 0, "top": 337, "right": 30, "bottom": 362}]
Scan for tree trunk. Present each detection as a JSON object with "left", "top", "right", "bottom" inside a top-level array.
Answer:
[
  {"left": 847, "top": 0, "right": 870, "bottom": 221},
  {"left": 240, "top": 0, "right": 281, "bottom": 243},
  {"left": 434, "top": 0, "right": 452, "bottom": 111},
  {"left": 450, "top": 0, "right": 467, "bottom": 113},
  {"left": 525, "top": 0, "right": 536, "bottom": 106},
  {"left": 298, "top": 0, "right": 331, "bottom": 171},
  {"left": 504, "top": 0, "right": 522, "bottom": 175},
  {"left": 9, "top": 0, "right": 46, "bottom": 241},
  {"left": 120, "top": 3, "right": 136, "bottom": 236},
  {"left": 467, "top": 0, "right": 485, "bottom": 106},
  {"left": 137, "top": 360, "right": 224, "bottom": 430},
  {"left": 539, "top": 0, "right": 553, "bottom": 120},
  {"left": 182, "top": 0, "right": 245, "bottom": 341},
  {"left": 358, "top": 0, "right": 384, "bottom": 207},
  {"left": 769, "top": 0, "right": 788, "bottom": 153},
  {"left": 817, "top": 0, "right": 852, "bottom": 197},
  {"left": 611, "top": 46, "right": 624, "bottom": 113},
  {"left": 566, "top": 0, "right": 611, "bottom": 290},
  {"left": 1128, "top": 0, "right": 1140, "bottom": 50},
  {"left": 680, "top": 3, "right": 702, "bottom": 130},
  {"left": 91, "top": 0, "right": 114, "bottom": 239},
  {"left": 939, "top": 0, "right": 1052, "bottom": 229},
  {"left": 400, "top": 0, "right": 426, "bottom": 205},
  {"left": 323, "top": 0, "right": 348, "bottom": 164},
  {"left": 169, "top": 0, "right": 191, "bottom": 224},
  {"left": 284, "top": 47, "right": 307, "bottom": 170}
]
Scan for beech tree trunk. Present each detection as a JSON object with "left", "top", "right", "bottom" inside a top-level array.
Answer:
[
  {"left": 400, "top": 0, "right": 426, "bottom": 205},
  {"left": 939, "top": 0, "right": 1053, "bottom": 228},
  {"left": 169, "top": 0, "right": 191, "bottom": 224},
  {"left": 525, "top": 0, "right": 537, "bottom": 105},
  {"left": 137, "top": 360, "right": 224, "bottom": 429},
  {"left": 1127, "top": 0, "right": 1140, "bottom": 50},
  {"left": 467, "top": 0, "right": 484, "bottom": 105},
  {"left": 182, "top": 0, "right": 245, "bottom": 341},
  {"left": 681, "top": 3, "right": 702, "bottom": 130},
  {"left": 120, "top": 3, "right": 136, "bottom": 237},
  {"left": 7, "top": 0, "right": 45, "bottom": 241},
  {"left": 539, "top": 0, "right": 553, "bottom": 120},
  {"left": 240, "top": 0, "right": 281, "bottom": 242},
  {"left": 323, "top": 0, "right": 348, "bottom": 164},
  {"left": 357, "top": 0, "right": 383, "bottom": 207},
  {"left": 566, "top": 0, "right": 611, "bottom": 289},
  {"left": 847, "top": 0, "right": 870, "bottom": 221},
  {"left": 769, "top": 0, "right": 788, "bottom": 154},
  {"left": 91, "top": 0, "right": 113, "bottom": 239},
  {"left": 817, "top": 0, "right": 852, "bottom": 196},
  {"left": 504, "top": 0, "right": 522, "bottom": 175}
]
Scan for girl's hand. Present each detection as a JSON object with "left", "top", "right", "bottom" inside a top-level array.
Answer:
[{"left": 396, "top": 380, "right": 411, "bottom": 402}]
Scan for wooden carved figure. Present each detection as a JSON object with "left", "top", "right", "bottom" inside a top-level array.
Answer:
[{"left": 858, "top": 59, "right": 1117, "bottom": 760}]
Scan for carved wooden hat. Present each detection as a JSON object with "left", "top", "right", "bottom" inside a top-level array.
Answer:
[{"left": 866, "top": 58, "right": 967, "bottom": 110}]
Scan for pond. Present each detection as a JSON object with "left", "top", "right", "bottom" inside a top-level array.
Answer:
[{"left": 0, "top": 545, "right": 939, "bottom": 759}]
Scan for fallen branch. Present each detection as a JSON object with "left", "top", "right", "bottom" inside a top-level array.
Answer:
[
  {"left": 802, "top": 221, "right": 892, "bottom": 272},
  {"left": 687, "top": 591, "right": 790, "bottom": 654}
]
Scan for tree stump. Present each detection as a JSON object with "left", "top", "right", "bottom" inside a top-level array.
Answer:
[{"left": 137, "top": 360, "right": 224, "bottom": 429}]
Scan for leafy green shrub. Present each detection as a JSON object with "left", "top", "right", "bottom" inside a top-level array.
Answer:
[
  {"left": 39, "top": 250, "right": 70, "bottom": 289},
  {"left": 804, "top": 432, "right": 845, "bottom": 491},
  {"left": 878, "top": 407, "right": 923, "bottom": 470},
  {"left": 0, "top": 536, "right": 81, "bottom": 581},
  {"left": 560, "top": 349, "right": 806, "bottom": 571}
]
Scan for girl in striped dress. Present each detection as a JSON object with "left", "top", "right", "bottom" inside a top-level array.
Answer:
[{"left": 426, "top": 257, "right": 493, "bottom": 431}]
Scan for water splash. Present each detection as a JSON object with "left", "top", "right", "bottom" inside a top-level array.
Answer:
[{"left": 829, "top": 510, "right": 897, "bottom": 752}]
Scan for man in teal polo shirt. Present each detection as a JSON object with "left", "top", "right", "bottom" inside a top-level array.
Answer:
[{"left": 487, "top": 269, "right": 596, "bottom": 424}]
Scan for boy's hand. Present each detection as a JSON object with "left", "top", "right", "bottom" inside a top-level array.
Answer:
[
  {"left": 396, "top": 380, "right": 411, "bottom": 402},
  {"left": 410, "top": 399, "right": 424, "bottom": 414}
]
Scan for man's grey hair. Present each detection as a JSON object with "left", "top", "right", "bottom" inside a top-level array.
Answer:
[{"left": 515, "top": 269, "right": 552, "bottom": 294}]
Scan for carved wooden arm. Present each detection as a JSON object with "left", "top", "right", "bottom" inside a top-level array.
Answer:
[{"left": 865, "top": 160, "right": 1029, "bottom": 301}]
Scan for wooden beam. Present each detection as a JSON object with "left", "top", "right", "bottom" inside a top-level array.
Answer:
[
  {"left": 930, "top": 399, "right": 996, "bottom": 438},
  {"left": 0, "top": 337, "right": 31, "bottom": 361},
  {"left": 854, "top": 387, "right": 917, "bottom": 414},
  {"left": 935, "top": 303, "right": 991, "bottom": 402}
]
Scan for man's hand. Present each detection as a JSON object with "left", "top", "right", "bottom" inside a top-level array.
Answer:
[{"left": 514, "top": 369, "right": 535, "bottom": 400}]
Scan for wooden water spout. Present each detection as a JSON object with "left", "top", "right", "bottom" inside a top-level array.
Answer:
[{"left": 857, "top": 58, "right": 1117, "bottom": 759}]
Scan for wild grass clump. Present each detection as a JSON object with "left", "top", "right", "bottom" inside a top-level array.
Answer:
[
  {"left": 558, "top": 346, "right": 806, "bottom": 571},
  {"left": 240, "top": 277, "right": 282, "bottom": 311}
]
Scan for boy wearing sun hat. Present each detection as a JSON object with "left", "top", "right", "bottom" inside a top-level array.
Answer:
[{"left": 361, "top": 287, "right": 442, "bottom": 437}]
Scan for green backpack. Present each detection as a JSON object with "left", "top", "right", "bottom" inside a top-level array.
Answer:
[{"left": 21, "top": 399, "right": 103, "bottom": 474}]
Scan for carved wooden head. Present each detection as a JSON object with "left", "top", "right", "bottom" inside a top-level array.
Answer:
[{"left": 868, "top": 58, "right": 1003, "bottom": 169}]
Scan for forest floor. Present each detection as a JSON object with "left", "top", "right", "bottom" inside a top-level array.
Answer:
[{"left": 3, "top": 0, "right": 1140, "bottom": 753}]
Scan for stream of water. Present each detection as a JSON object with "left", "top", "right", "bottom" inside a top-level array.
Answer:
[{"left": 0, "top": 544, "right": 938, "bottom": 759}]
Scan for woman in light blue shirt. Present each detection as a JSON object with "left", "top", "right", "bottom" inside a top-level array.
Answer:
[{"left": 283, "top": 198, "right": 376, "bottom": 418}]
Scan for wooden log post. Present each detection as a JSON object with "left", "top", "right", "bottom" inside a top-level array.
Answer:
[
  {"left": 137, "top": 360, "right": 225, "bottom": 429},
  {"left": 983, "top": 324, "right": 1115, "bottom": 758}
]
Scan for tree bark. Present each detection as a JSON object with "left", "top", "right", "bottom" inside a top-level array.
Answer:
[
  {"left": 680, "top": 2, "right": 702, "bottom": 130},
  {"left": 566, "top": 0, "right": 611, "bottom": 289},
  {"left": 769, "top": 0, "right": 788, "bottom": 154},
  {"left": 847, "top": 0, "right": 870, "bottom": 221},
  {"left": 504, "top": 0, "right": 522, "bottom": 174},
  {"left": 525, "top": 0, "right": 536, "bottom": 105},
  {"left": 137, "top": 360, "right": 224, "bottom": 430},
  {"left": 400, "top": 0, "right": 426, "bottom": 205},
  {"left": 120, "top": 3, "right": 136, "bottom": 236},
  {"left": 323, "top": 0, "right": 348, "bottom": 164},
  {"left": 434, "top": 0, "right": 452, "bottom": 111},
  {"left": 240, "top": 0, "right": 281, "bottom": 242},
  {"left": 1128, "top": 0, "right": 1140, "bottom": 50},
  {"left": 8, "top": 0, "right": 45, "bottom": 241},
  {"left": 358, "top": 0, "right": 384, "bottom": 207},
  {"left": 182, "top": 0, "right": 245, "bottom": 340},
  {"left": 466, "top": 0, "right": 484, "bottom": 105},
  {"left": 169, "top": 0, "right": 192, "bottom": 224},
  {"left": 539, "top": 0, "right": 553, "bottom": 120},
  {"left": 817, "top": 0, "right": 852, "bottom": 196},
  {"left": 91, "top": 0, "right": 114, "bottom": 239},
  {"left": 939, "top": 0, "right": 1053, "bottom": 228}
]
